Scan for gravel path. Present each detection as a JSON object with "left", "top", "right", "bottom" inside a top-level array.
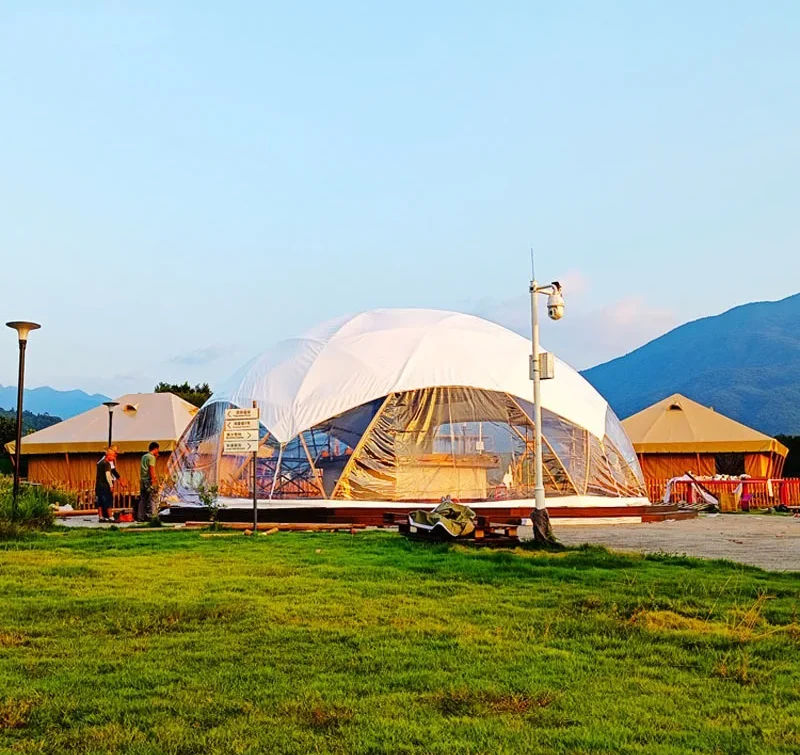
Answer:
[{"left": 553, "top": 514, "right": 800, "bottom": 572}]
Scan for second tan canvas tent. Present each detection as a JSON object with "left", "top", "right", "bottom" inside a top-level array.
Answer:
[
  {"left": 622, "top": 393, "right": 788, "bottom": 480},
  {"left": 5, "top": 393, "right": 198, "bottom": 488}
]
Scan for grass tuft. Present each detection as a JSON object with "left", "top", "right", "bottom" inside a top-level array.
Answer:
[
  {"left": 713, "top": 651, "right": 756, "bottom": 686},
  {"left": 429, "top": 688, "right": 561, "bottom": 718},
  {"left": 105, "top": 601, "right": 248, "bottom": 637},
  {"left": 0, "top": 631, "right": 29, "bottom": 648},
  {"left": 486, "top": 690, "right": 560, "bottom": 714},
  {"left": 0, "top": 697, "right": 36, "bottom": 730},
  {"left": 292, "top": 701, "right": 354, "bottom": 731}
]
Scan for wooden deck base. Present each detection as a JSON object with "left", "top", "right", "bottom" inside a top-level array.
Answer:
[{"left": 160, "top": 502, "right": 695, "bottom": 526}]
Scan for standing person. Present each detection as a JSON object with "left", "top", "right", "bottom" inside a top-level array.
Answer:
[
  {"left": 138, "top": 442, "right": 160, "bottom": 522},
  {"left": 98, "top": 445, "right": 122, "bottom": 486},
  {"left": 95, "top": 447, "right": 118, "bottom": 523}
]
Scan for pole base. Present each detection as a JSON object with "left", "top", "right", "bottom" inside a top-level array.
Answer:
[{"left": 532, "top": 508, "right": 558, "bottom": 545}]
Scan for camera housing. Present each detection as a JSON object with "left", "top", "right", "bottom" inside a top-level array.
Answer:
[{"left": 546, "top": 284, "right": 564, "bottom": 321}]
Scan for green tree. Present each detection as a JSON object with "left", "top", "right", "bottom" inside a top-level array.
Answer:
[
  {"left": 0, "top": 409, "right": 61, "bottom": 433},
  {"left": 0, "top": 411, "right": 59, "bottom": 474},
  {"left": 0, "top": 416, "right": 16, "bottom": 453},
  {"left": 776, "top": 435, "right": 800, "bottom": 478},
  {"left": 0, "top": 416, "right": 17, "bottom": 474},
  {"left": 154, "top": 382, "right": 212, "bottom": 408}
]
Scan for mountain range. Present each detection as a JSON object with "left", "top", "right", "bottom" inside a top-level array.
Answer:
[
  {"left": 582, "top": 293, "right": 800, "bottom": 436},
  {"left": 0, "top": 385, "right": 110, "bottom": 420}
]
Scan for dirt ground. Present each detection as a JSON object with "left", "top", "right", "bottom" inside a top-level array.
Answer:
[{"left": 553, "top": 513, "right": 800, "bottom": 572}]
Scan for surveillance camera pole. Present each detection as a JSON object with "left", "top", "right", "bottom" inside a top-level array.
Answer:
[{"left": 529, "top": 281, "right": 557, "bottom": 545}]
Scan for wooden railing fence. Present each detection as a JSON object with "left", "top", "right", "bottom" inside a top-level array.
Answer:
[
  {"left": 647, "top": 478, "right": 800, "bottom": 508},
  {"left": 24, "top": 476, "right": 800, "bottom": 512}
]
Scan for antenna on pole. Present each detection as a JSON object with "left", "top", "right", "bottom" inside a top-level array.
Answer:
[{"left": 530, "top": 247, "right": 535, "bottom": 282}]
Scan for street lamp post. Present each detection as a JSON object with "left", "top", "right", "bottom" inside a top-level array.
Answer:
[
  {"left": 6, "top": 321, "right": 41, "bottom": 517},
  {"left": 529, "top": 280, "right": 564, "bottom": 544},
  {"left": 102, "top": 401, "right": 120, "bottom": 448}
]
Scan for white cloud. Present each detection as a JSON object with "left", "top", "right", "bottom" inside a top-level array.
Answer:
[
  {"left": 564, "top": 296, "right": 677, "bottom": 368},
  {"left": 558, "top": 269, "right": 590, "bottom": 297},
  {"left": 470, "top": 280, "right": 678, "bottom": 371},
  {"left": 168, "top": 346, "right": 228, "bottom": 367}
]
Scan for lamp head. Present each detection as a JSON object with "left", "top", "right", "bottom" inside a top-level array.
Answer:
[
  {"left": 6, "top": 321, "right": 41, "bottom": 342},
  {"left": 103, "top": 401, "right": 120, "bottom": 411}
]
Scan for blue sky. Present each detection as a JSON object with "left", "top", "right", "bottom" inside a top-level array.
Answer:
[{"left": 1, "top": 1, "right": 798, "bottom": 397}]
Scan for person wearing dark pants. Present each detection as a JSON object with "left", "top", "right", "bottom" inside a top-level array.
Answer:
[
  {"left": 137, "top": 442, "right": 160, "bottom": 522},
  {"left": 95, "top": 448, "right": 118, "bottom": 522}
]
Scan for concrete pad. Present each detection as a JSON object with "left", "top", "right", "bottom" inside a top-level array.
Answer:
[{"left": 553, "top": 513, "right": 800, "bottom": 572}]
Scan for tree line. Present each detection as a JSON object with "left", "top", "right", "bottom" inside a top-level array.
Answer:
[
  {"left": 0, "top": 409, "right": 62, "bottom": 447},
  {"left": 0, "top": 410, "right": 62, "bottom": 471},
  {"left": 154, "top": 382, "right": 212, "bottom": 408},
  {"left": 776, "top": 436, "right": 800, "bottom": 478}
]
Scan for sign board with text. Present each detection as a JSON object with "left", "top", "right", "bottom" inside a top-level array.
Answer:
[
  {"left": 222, "top": 439, "right": 259, "bottom": 454},
  {"left": 224, "top": 418, "right": 259, "bottom": 431},
  {"left": 223, "top": 405, "right": 261, "bottom": 530},
  {"left": 223, "top": 429, "right": 259, "bottom": 442},
  {"left": 223, "top": 407, "right": 261, "bottom": 455},
  {"left": 225, "top": 408, "right": 259, "bottom": 420}
]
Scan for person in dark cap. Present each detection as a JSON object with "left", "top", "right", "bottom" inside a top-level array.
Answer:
[{"left": 95, "top": 447, "right": 119, "bottom": 522}]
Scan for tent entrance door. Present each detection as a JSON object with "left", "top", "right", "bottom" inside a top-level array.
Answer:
[{"left": 715, "top": 452, "right": 745, "bottom": 476}]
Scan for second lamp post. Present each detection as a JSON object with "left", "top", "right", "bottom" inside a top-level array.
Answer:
[
  {"left": 103, "top": 401, "right": 120, "bottom": 448},
  {"left": 5, "top": 321, "right": 41, "bottom": 518}
]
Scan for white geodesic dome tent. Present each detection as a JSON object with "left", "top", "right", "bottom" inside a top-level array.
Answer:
[{"left": 166, "top": 309, "right": 646, "bottom": 505}]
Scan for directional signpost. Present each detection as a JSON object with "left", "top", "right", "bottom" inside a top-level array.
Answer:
[{"left": 223, "top": 405, "right": 260, "bottom": 530}]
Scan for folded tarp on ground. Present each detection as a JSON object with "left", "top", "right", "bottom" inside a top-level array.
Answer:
[{"left": 408, "top": 500, "right": 477, "bottom": 537}]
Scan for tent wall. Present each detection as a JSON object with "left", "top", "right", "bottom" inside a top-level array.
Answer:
[
  {"left": 744, "top": 452, "right": 783, "bottom": 478},
  {"left": 638, "top": 452, "right": 782, "bottom": 481},
  {"left": 638, "top": 454, "right": 714, "bottom": 480},
  {"left": 27, "top": 452, "right": 171, "bottom": 489}
]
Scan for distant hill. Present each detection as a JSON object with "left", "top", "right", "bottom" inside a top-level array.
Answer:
[
  {"left": 0, "top": 408, "right": 62, "bottom": 433},
  {"left": 0, "top": 385, "right": 110, "bottom": 420},
  {"left": 582, "top": 293, "right": 800, "bottom": 436}
]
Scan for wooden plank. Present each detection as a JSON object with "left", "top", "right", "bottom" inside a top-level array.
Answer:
[
  {"left": 487, "top": 519, "right": 524, "bottom": 528},
  {"left": 121, "top": 527, "right": 178, "bottom": 533},
  {"left": 55, "top": 508, "right": 133, "bottom": 518},
  {"left": 183, "top": 521, "right": 366, "bottom": 532}
]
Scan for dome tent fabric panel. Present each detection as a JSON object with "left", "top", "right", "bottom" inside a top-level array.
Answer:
[
  {"left": 207, "top": 309, "right": 610, "bottom": 444},
  {"left": 167, "top": 398, "right": 385, "bottom": 499},
  {"left": 330, "top": 387, "right": 644, "bottom": 502},
  {"left": 166, "top": 389, "right": 645, "bottom": 504}
]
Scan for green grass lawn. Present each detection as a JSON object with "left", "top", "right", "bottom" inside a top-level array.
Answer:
[{"left": 0, "top": 529, "right": 799, "bottom": 755}]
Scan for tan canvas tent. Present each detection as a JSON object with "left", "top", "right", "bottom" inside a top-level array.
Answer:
[
  {"left": 5, "top": 393, "right": 198, "bottom": 488},
  {"left": 622, "top": 393, "right": 788, "bottom": 480}
]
